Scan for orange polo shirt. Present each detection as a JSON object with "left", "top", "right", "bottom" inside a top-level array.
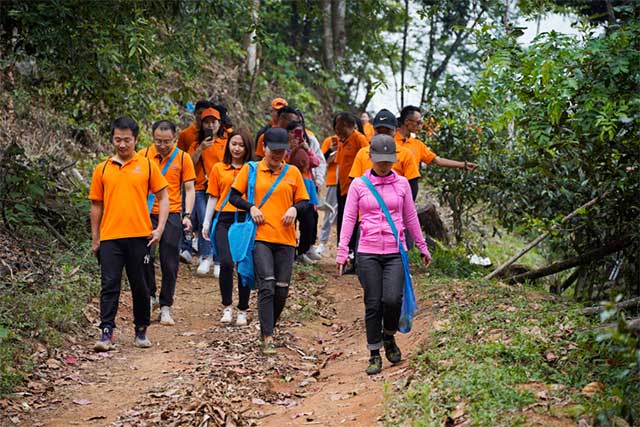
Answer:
[
  {"left": 89, "top": 153, "right": 168, "bottom": 241},
  {"left": 336, "top": 130, "right": 368, "bottom": 196},
  {"left": 138, "top": 144, "right": 196, "bottom": 214},
  {"left": 348, "top": 145, "right": 421, "bottom": 180},
  {"left": 177, "top": 123, "right": 198, "bottom": 152},
  {"left": 189, "top": 137, "right": 227, "bottom": 191},
  {"left": 206, "top": 162, "right": 246, "bottom": 213},
  {"left": 320, "top": 135, "right": 339, "bottom": 186},
  {"left": 232, "top": 160, "right": 309, "bottom": 247},
  {"left": 363, "top": 122, "right": 374, "bottom": 141},
  {"left": 394, "top": 132, "right": 437, "bottom": 167}
]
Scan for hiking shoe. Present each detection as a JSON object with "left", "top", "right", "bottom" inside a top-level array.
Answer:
[
  {"left": 213, "top": 263, "right": 221, "bottom": 278},
  {"left": 220, "top": 306, "right": 233, "bottom": 323},
  {"left": 297, "top": 254, "right": 316, "bottom": 264},
  {"left": 134, "top": 327, "right": 152, "bottom": 348},
  {"left": 366, "top": 355, "right": 383, "bottom": 375},
  {"left": 179, "top": 250, "right": 192, "bottom": 264},
  {"left": 305, "top": 249, "right": 322, "bottom": 261},
  {"left": 159, "top": 306, "right": 175, "bottom": 326},
  {"left": 262, "top": 342, "right": 277, "bottom": 356},
  {"left": 93, "top": 327, "right": 115, "bottom": 352},
  {"left": 383, "top": 336, "right": 402, "bottom": 364},
  {"left": 236, "top": 310, "right": 248, "bottom": 326},
  {"left": 197, "top": 257, "right": 212, "bottom": 275}
]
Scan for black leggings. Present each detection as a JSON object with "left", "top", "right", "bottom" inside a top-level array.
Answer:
[
  {"left": 253, "top": 241, "right": 295, "bottom": 337},
  {"left": 214, "top": 213, "right": 251, "bottom": 310},
  {"left": 297, "top": 205, "right": 318, "bottom": 256}
]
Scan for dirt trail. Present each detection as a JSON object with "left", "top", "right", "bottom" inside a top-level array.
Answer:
[{"left": 12, "top": 253, "right": 431, "bottom": 427}]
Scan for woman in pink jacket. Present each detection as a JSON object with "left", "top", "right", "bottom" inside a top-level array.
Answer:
[{"left": 336, "top": 134, "right": 431, "bottom": 375}]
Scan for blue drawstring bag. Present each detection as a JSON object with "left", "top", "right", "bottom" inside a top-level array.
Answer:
[
  {"left": 228, "top": 162, "right": 289, "bottom": 289},
  {"left": 361, "top": 175, "right": 417, "bottom": 333}
]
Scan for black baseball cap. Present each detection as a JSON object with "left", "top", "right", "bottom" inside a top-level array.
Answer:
[
  {"left": 264, "top": 128, "right": 289, "bottom": 151},
  {"left": 372, "top": 109, "right": 398, "bottom": 129},
  {"left": 369, "top": 134, "right": 397, "bottom": 163}
]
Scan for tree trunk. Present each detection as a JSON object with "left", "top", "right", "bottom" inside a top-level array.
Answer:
[
  {"left": 583, "top": 297, "right": 640, "bottom": 315},
  {"left": 332, "top": 0, "right": 346, "bottom": 62},
  {"left": 322, "top": 0, "right": 335, "bottom": 71},
  {"left": 420, "top": 12, "right": 436, "bottom": 107},
  {"left": 244, "top": 0, "right": 260, "bottom": 76},
  {"left": 509, "top": 237, "right": 632, "bottom": 284},
  {"left": 358, "top": 79, "right": 374, "bottom": 112},
  {"left": 417, "top": 202, "right": 449, "bottom": 245},
  {"left": 400, "top": 0, "right": 410, "bottom": 108}
]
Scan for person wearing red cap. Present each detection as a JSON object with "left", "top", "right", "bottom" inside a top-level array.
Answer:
[
  {"left": 255, "top": 97, "right": 288, "bottom": 144},
  {"left": 185, "top": 107, "right": 227, "bottom": 276}
]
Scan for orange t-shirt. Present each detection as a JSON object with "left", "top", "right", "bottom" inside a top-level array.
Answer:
[
  {"left": 348, "top": 145, "right": 421, "bottom": 180},
  {"left": 189, "top": 137, "right": 227, "bottom": 191},
  {"left": 232, "top": 160, "right": 309, "bottom": 247},
  {"left": 89, "top": 153, "right": 168, "bottom": 241},
  {"left": 206, "top": 162, "right": 245, "bottom": 213},
  {"left": 138, "top": 144, "right": 196, "bottom": 214},
  {"left": 320, "top": 135, "right": 339, "bottom": 186},
  {"left": 177, "top": 123, "right": 198, "bottom": 152},
  {"left": 394, "top": 132, "right": 437, "bottom": 167},
  {"left": 336, "top": 130, "right": 369, "bottom": 195},
  {"left": 363, "top": 122, "right": 374, "bottom": 141}
]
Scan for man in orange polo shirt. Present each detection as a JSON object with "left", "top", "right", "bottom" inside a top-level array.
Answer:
[
  {"left": 89, "top": 117, "right": 169, "bottom": 352},
  {"left": 140, "top": 120, "right": 196, "bottom": 326},
  {"left": 396, "top": 105, "right": 478, "bottom": 199}
]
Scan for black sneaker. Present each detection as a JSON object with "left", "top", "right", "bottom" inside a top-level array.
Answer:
[
  {"left": 366, "top": 355, "right": 382, "bottom": 375},
  {"left": 94, "top": 327, "right": 115, "bottom": 352},
  {"left": 383, "top": 336, "right": 402, "bottom": 364}
]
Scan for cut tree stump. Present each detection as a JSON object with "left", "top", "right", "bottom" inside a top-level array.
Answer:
[{"left": 417, "top": 202, "right": 449, "bottom": 245}]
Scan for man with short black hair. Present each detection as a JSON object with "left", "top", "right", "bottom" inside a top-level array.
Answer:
[
  {"left": 89, "top": 117, "right": 169, "bottom": 351},
  {"left": 140, "top": 120, "right": 196, "bottom": 326}
]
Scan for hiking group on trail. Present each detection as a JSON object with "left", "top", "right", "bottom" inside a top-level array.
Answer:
[{"left": 88, "top": 97, "right": 478, "bottom": 374}]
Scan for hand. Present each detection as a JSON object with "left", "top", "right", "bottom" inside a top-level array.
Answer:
[
  {"left": 281, "top": 206, "right": 297, "bottom": 226},
  {"left": 330, "top": 137, "right": 338, "bottom": 151},
  {"left": 201, "top": 136, "right": 214, "bottom": 149},
  {"left": 182, "top": 217, "right": 192, "bottom": 233},
  {"left": 336, "top": 263, "right": 344, "bottom": 276},
  {"left": 202, "top": 223, "right": 210, "bottom": 241},
  {"left": 463, "top": 161, "right": 478, "bottom": 171},
  {"left": 148, "top": 228, "right": 163, "bottom": 247},
  {"left": 250, "top": 206, "right": 265, "bottom": 224},
  {"left": 91, "top": 239, "right": 100, "bottom": 255},
  {"left": 300, "top": 141, "right": 310, "bottom": 151},
  {"left": 422, "top": 254, "right": 432, "bottom": 268}
]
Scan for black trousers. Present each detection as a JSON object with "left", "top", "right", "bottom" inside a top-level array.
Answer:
[
  {"left": 253, "top": 241, "right": 295, "bottom": 337},
  {"left": 144, "top": 213, "right": 182, "bottom": 307},
  {"left": 297, "top": 205, "right": 318, "bottom": 256},
  {"left": 99, "top": 237, "right": 150, "bottom": 330},
  {"left": 214, "top": 212, "right": 250, "bottom": 310},
  {"left": 356, "top": 252, "right": 405, "bottom": 350}
]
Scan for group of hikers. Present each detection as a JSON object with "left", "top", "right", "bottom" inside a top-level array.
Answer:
[{"left": 88, "top": 97, "right": 477, "bottom": 375}]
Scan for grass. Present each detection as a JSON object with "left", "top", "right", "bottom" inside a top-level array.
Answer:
[
  {"left": 384, "top": 277, "right": 639, "bottom": 426},
  {"left": 0, "top": 242, "right": 99, "bottom": 396}
]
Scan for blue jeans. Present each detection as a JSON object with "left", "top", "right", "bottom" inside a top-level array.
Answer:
[{"left": 181, "top": 190, "right": 211, "bottom": 257}]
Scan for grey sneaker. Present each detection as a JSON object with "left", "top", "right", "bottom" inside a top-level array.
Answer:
[
  {"left": 133, "top": 327, "right": 152, "bottom": 348},
  {"left": 94, "top": 327, "right": 115, "bottom": 352},
  {"left": 179, "top": 250, "right": 192, "bottom": 264},
  {"left": 159, "top": 306, "right": 175, "bottom": 326}
]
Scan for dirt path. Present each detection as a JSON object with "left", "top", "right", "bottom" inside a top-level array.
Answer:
[{"left": 9, "top": 254, "right": 431, "bottom": 427}]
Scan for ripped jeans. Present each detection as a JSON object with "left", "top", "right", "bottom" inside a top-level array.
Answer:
[{"left": 253, "top": 241, "right": 296, "bottom": 337}]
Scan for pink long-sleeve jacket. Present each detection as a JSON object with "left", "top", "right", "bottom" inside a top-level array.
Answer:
[{"left": 336, "top": 169, "right": 431, "bottom": 265}]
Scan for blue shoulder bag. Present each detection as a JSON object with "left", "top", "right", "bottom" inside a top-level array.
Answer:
[
  {"left": 147, "top": 147, "right": 179, "bottom": 212},
  {"left": 228, "top": 162, "right": 290, "bottom": 289},
  {"left": 361, "top": 175, "right": 417, "bottom": 333}
]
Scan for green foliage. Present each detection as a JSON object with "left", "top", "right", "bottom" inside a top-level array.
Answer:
[
  {"left": 387, "top": 278, "right": 640, "bottom": 426},
  {"left": 472, "top": 13, "right": 640, "bottom": 296}
]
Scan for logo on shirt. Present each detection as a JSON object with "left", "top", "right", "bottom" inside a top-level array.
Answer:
[{"left": 133, "top": 165, "right": 142, "bottom": 175}]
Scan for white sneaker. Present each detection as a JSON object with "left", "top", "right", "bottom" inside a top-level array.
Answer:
[
  {"left": 159, "top": 306, "right": 175, "bottom": 326},
  {"left": 197, "top": 257, "right": 212, "bottom": 275},
  {"left": 305, "top": 249, "right": 322, "bottom": 261},
  {"left": 179, "top": 250, "right": 192, "bottom": 264},
  {"left": 221, "top": 307, "right": 233, "bottom": 323},
  {"left": 192, "top": 236, "right": 198, "bottom": 251},
  {"left": 298, "top": 254, "right": 316, "bottom": 264},
  {"left": 213, "top": 263, "right": 221, "bottom": 278},
  {"left": 236, "top": 310, "right": 248, "bottom": 326}
]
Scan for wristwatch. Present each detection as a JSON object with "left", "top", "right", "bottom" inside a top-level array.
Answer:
[{"left": 182, "top": 212, "right": 191, "bottom": 219}]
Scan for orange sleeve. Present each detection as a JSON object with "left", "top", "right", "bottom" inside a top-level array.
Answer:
[
  {"left": 206, "top": 164, "right": 221, "bottom": 198},
  {"left": 421, "top": 143, "right": 437, "bottom": 164},
  {"left": 181, "top": 152, "right": 196, "bottom": 182},
  {"left": 348, "top": 149, "right": 364, "bottom": 179},
  {"left": 321, "top": 137, "right": 331, "bottom": 153},
  {"left": 401, "top": 150, "right": 421, "bottom": 180},
  {"left": 88, "top": 162, "right": 105, "bottom": 201},
  {"left": 231, "top": 163, "right": 250, "bottom": 195},
  {"left": 255, "top": 134, "right": 265, "bottom": 157},
  {"left": 292, "top": 167, "right": 310, "bottom": 203},
  {"left": 149, "top": 161, "right": 169, "bottom": 194}
]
